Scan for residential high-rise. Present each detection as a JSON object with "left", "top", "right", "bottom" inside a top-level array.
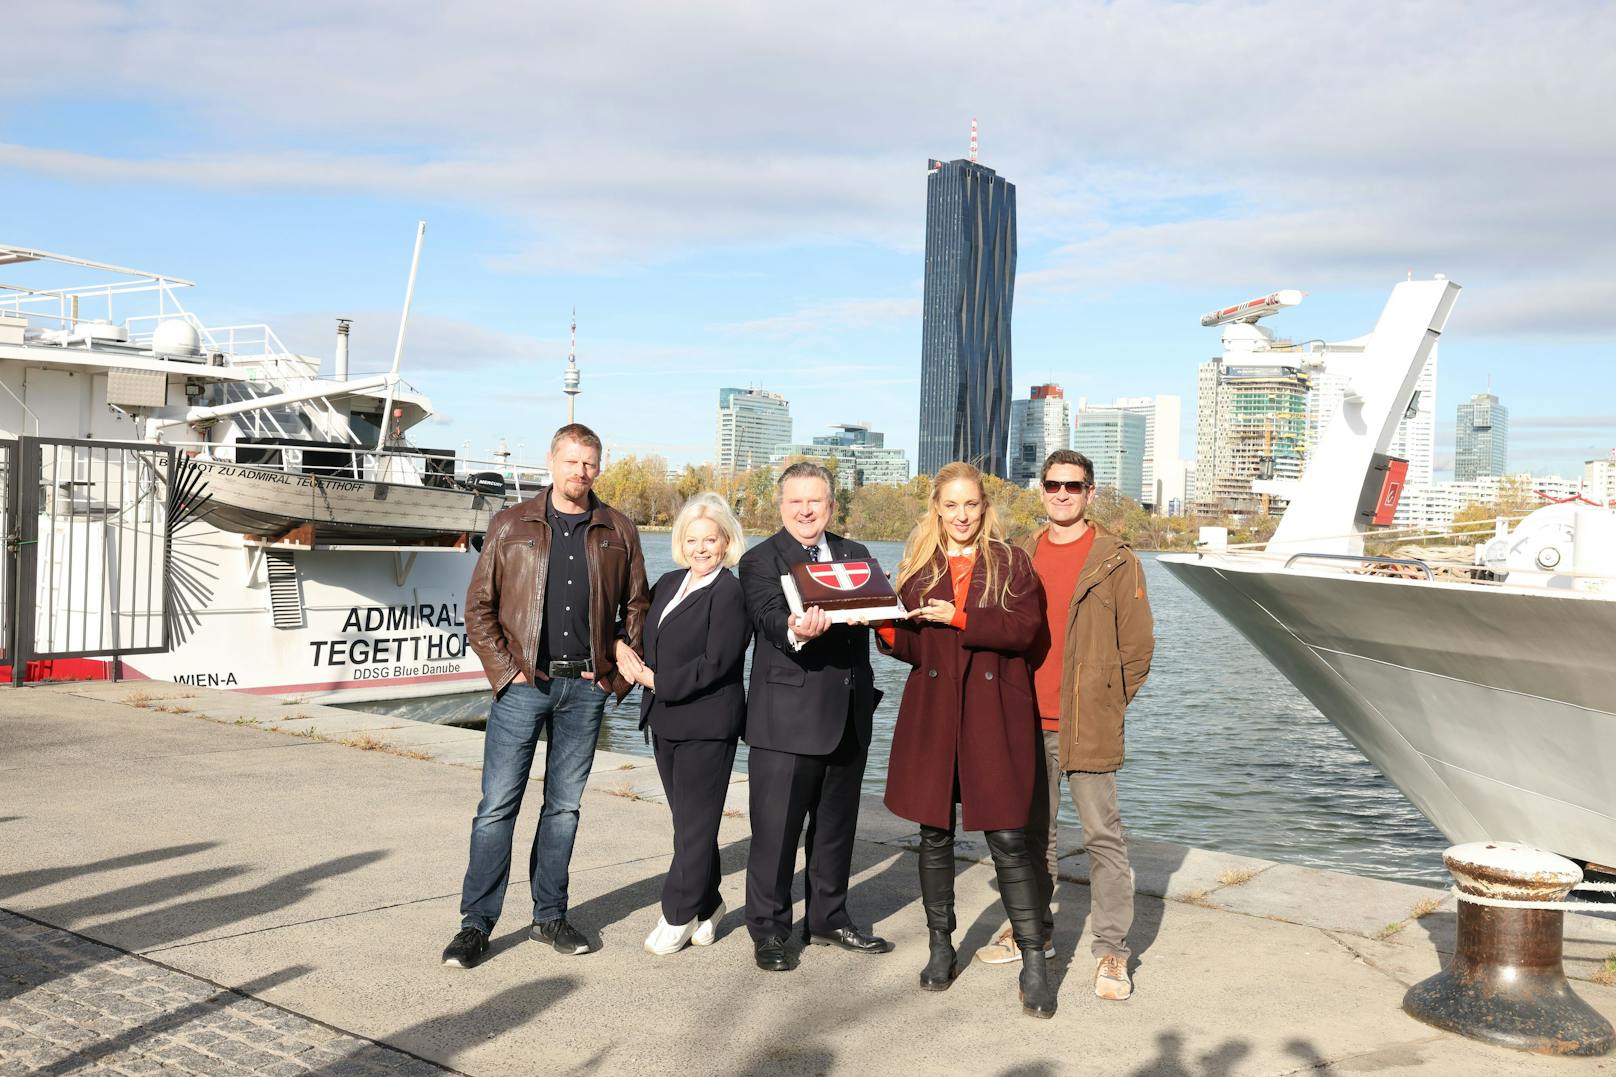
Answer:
[
  {"left": 716, "top": 387, "right": 791, "bottom": 474},
  {"left": 1455, "top": 392, "right": 1509, "bottom": 481},
  {"left": 1585, "top": 450, "right": 1616, "bottom": 506},
  {"left": 1387, "top": 351, "right": 1438, "bottom": 490},
  {"left": 1073, "top": 409, "right": 1146, "bottom": 499},
  {"left": 1081, "top": 395, "right": 1185, "bottom": 510},
  {"left": 918, "top": 151, "right": 1017, "bottom": 477},
  {"left": 1007, "top": 384, "right": 1071, "bottom": 487},
  {"left": 1307, "top": 348, "right": 1438, "bottom": 490}
]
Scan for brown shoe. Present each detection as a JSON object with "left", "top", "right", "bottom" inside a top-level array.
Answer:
[
  {"left": 976, "top": 924, "right": 1056, "bottom": 965},
  {"left": 976, "top": 925, "right": 1019, "bottom": 964},
  {"left": 1094, "top": 954, "right": 1132, "bottom": 1001}
]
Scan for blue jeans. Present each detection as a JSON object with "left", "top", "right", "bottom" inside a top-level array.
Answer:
[{"left": 459, "top": 677, "right": 608, "bottom": 932}]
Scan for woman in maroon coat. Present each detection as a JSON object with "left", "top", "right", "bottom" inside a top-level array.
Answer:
[{"left": 877, "top": 462, "right": 1054, "bottom": 1018}]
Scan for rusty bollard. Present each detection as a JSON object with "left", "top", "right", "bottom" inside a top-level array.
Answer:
[{"left": 1403, "top": 841, "right": 1614, "bottom": 1056}]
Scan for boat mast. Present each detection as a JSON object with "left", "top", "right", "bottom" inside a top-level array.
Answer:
[{"left": 374, "top": 221, "right": 425, "bottom": 454}]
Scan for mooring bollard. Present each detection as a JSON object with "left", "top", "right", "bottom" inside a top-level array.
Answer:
[{"left": 1403, "top": 841, "right": 1614, "bottom": 1056}]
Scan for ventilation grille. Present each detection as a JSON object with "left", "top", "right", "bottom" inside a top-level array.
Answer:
[{"left": 266, "top": 550, "right": 303, "bottom": 630}]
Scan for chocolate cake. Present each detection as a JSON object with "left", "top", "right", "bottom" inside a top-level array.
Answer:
[{"left": 785, "top": 557, "right": 901, "bottom": 614}]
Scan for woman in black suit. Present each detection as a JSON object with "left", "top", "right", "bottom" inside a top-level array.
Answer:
[{"left": 631, "top": 492, "right": 752, "bottom": 956}]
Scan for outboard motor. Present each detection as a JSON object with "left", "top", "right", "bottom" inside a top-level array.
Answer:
[{"left": 468, "top": 472, "right": 507, "bottom": 498}]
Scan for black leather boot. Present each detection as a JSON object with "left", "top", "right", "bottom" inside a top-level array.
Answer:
[
  {"left": 917, "top": 825, "right": 958, "bottom": 990},
  {"left": 920, "top": 929, "right": 958, "bottom": 990},
  {"left": 1019, "top": 948, "right": 1057, "bottom": 1018},
  {"left": 986, "top": 828, "right": 1057, "bottom": 1018}
]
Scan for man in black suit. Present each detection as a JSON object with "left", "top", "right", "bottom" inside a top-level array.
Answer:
[{"left": 739, "top": 461, "right": 893, "bottom": 972}]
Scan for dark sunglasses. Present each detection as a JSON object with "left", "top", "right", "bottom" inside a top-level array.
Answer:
[{"left": 1042, "top": 480, "right": 1092, "bottom": 494}]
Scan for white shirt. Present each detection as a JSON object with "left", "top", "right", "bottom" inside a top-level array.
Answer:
[
  {"left": 658, "top": 567, "right": 721, "bottom": 626},
  {"left": 786, "top": 535, "right": 831, "bottom": 650}
]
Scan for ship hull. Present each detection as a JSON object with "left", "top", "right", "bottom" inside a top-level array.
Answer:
[
  {"left": 119, "top": 525, "right": 490, "bottom": 703},
  {"left": 1158, "top": 554, "right": 1616, "bottom": 867}
]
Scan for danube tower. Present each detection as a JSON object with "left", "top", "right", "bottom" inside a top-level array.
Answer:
[
  {"left": 563, "top": 308, "right": 580, "bottom": 423},
  {"left": 918, "top": 119, "right": 1018, "bottom": 477}
]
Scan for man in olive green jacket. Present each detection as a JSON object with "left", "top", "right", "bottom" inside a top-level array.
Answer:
[{"left": 979, "top": 449, "right": 1154, "bottom": 1002}]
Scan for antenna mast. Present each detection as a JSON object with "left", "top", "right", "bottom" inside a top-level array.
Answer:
[
  {"left": 563, "top": 307, "right": 581, "bottom": 423},
  {"left": 969, "top": 117, "right": 978, "bottom": 164}
]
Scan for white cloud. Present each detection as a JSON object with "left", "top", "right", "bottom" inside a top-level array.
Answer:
[
  {"left": 4, "top": 1, "right": 1614, "bottom": 331},
  {"left": 1512, "top": 415, "right": 1616, "bottom": 430},
  {"left": 714, "top": 297, "right": 921, "bottom": 337}
]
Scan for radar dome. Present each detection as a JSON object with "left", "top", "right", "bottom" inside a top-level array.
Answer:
[{"left": 152, "top": 319, "right": 202, "bottom": 357}]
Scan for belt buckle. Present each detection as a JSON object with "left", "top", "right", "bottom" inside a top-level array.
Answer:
[{"left": 547, "top": 658, "right": 593, "bottom": 679}]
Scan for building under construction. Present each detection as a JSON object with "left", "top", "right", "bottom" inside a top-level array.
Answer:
[{"left": 1193, "top": 291, "right": 1310, "bottom": 516}]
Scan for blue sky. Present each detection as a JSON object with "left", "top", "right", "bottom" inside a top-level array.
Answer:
[{"left": 4, "top": 2, "right": 1613, "bottom": 479}]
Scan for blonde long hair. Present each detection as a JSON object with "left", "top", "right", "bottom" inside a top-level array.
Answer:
[{"left": 895, "top": 462, "right": 1017, "bottom": 609}]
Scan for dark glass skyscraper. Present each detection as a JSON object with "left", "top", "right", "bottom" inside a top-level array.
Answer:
[{"left": 918, "top": 157, "right": 1017, "bottom": 477}]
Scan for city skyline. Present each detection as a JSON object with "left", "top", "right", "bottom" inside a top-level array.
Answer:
[{"left": 5, "top": 4, "right": 1612, "bottom": 481}]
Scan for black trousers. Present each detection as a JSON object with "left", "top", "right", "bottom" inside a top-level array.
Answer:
[
  {"left": 744, "top": 717, "right": 867, "bottom": 941},
  {"left": 653, "top": 735, "right": 739, "bottom": 924}
]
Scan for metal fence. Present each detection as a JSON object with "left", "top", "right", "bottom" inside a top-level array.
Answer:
[{"left": 8, "top": 437, "right": 177, "bottom": 684}]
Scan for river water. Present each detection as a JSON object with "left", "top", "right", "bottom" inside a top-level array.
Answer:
[{"left": 347, "top": 537, "right": 1450, "bottom": 886}]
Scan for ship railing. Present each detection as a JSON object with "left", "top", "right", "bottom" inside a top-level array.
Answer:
[
  {"left": 122, "top": 316, "right": 295, "bottom": 360},
  {"left": 1197, "top": 517, "right": 1544, "bottom": 586},
  {"left": 0, "top": 275, "right": 193, "bottom": 332},
  {"left": 0, "top": 278, "right": 300, "bottom": 363},
  {"left": 1211, "top": 516, "right": 1535, "bottom": 553}
]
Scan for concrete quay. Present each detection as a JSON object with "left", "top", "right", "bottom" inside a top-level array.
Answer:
[{"left": 3, "top": 681, "right": 1615, "bottom": 1076}]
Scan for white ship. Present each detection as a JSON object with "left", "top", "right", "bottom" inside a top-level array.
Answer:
[
  {"left": 0, "top": 240, "right": 546, "bottom": 703},
  {"left": 1160, "top": 280, "right": 1616, "bottom": 871}
]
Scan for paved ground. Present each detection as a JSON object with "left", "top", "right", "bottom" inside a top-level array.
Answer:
[
  {"left": 0, "top": 911, "right": 451, "bottom": 1076},
  {"left": 3, "top": 680, "right": 1615, "bottom": 1076}
]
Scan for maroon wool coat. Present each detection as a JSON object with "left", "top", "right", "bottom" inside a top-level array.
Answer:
[{"left": 881, "top": 542, "right": 1044, "bottom": 833}]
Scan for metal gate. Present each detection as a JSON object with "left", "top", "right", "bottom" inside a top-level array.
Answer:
[{"left": 6, "top": 437, "right": 178, "bottom": 686}]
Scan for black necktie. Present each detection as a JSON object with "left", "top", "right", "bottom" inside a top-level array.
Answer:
[{"left": 803, "top": 544, "right": 821, "bottom": 562}]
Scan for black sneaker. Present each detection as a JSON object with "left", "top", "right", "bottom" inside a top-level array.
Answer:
[
  {"left": 531, "top": 917, "right": 591, "bottom": 955},
  {"left": 441, "top": 927, "right": 489, "bottom": 968}
]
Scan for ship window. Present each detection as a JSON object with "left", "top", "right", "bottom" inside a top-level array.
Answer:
[
  {"left": 236, "top": 444, "right": 285, "bottom": 468},
  {"left": 349, "top": 410, "right": 382, "bottom": 445},
  {"left": 302, "top": 448, "right": 358, "bottom": 479}
]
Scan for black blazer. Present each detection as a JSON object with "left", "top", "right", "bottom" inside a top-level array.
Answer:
[
  {"left": 739, "top": 529, "right": 881, "bottom": 755},
  {"left": 638, "top": 567, "right": 750, "bottom": 741}
]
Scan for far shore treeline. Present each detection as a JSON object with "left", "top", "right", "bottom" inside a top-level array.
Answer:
[{"left": 590, "top": 454, "right": 1283, "bottom": 551}]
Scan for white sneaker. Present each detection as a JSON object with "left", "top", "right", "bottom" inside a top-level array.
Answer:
[
  {"left": 691, "top": 900, "right": 726, "bottom": 947},
  {"left": 644, "top": 915, "right": 696, "bottom": 956}
]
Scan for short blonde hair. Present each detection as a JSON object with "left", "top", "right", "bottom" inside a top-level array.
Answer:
[{"left": 671, "top": 491, "right": 745, "bottom": 568}]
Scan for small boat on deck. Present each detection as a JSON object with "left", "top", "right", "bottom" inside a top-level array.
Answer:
[{"left": 188, "top": 453, "right": 507, "bottom": 545}]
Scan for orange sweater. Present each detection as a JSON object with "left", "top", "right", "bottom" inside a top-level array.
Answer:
[{"left": 1031, "top": 527, "right": 1095, "bottom": 730}]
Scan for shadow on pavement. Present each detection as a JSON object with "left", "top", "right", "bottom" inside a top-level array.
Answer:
[
  {"left": 337, "top": 976, "right": 581, "bottom": 1076},
  {"left": 94, "top": 850, "right": 391, "bottom": 951},
  {"left": 1129, "top": 1030, "right": 1253, "bottom": 1076},
  {"left": 0, "top": 842, "right": 219, "bottom": 902},
  {"left": 29, "top": 865, "right": 254, "bottom": 924}
]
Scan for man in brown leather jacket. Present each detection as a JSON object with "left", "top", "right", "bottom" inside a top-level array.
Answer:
[{"left": 442, "top": 423, "right": 649, "bottom": 969}]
